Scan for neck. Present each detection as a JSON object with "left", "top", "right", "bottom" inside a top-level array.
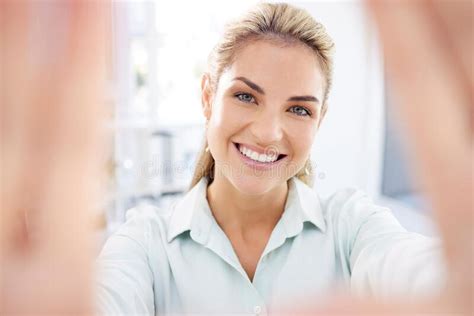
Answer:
[{"left": 206, "top": 175, "right": 288, "bottom": 236}]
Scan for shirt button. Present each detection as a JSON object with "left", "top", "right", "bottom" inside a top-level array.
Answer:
[{"left": 254, "top": 305, "right": 262, "bottom": 315}]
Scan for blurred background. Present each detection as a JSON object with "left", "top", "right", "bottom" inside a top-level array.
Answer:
[{"left": 102, "top": 0, "right": 435, "bottom": 240}]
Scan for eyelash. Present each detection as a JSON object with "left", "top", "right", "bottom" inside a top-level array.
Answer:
[{"left": 234, "top": 92, "right": 313, "bottom": 117}]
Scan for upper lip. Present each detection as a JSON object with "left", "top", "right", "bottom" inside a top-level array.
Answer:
[{"left": 234, "top": 142, "right": 286, "bottom": 156}]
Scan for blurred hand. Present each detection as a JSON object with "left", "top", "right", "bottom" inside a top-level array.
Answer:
[
  {"left": 371, "top": 0, "right": 472, "bottom": 313},
  {"left": 0, "top": 1, "right": 108, "bottom": 314},
  {"left": 297, "top": 0, "right": 473, "bottom": 314}
]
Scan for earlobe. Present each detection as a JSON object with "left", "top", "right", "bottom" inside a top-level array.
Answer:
[{"left": 201, "top": 73, "right": 213, "bottom": 120}]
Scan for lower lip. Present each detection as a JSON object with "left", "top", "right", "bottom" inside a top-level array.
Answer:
[{"left": 233, "top": 142, "right": 287, "bottom": 171}]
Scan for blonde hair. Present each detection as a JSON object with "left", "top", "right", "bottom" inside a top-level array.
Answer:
[{"left": 190, "top": 2, "right": 334, "bottom": 189}]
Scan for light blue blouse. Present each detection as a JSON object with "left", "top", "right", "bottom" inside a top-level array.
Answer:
[{"left": 96, "top": 177, "right": 444, "bottom": 315}]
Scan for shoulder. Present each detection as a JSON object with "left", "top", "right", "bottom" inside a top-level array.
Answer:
[
  {"left": 323, "top": 188, "right": 374, "bottom": 210},
  {"left": 322, "top": 188, "right": 391, "bottom": 221},
  {"left": 124, "top": 203, "right": 174, "bottom": 228},
  {"left": 109, "top": 202, "right": 175, "bottom": 250},
  {"left": 321, "top": 188, "right": 389, "bottom": 215},
  {"left": 291, "top": 179, "right": 385, "bottom": 221}
]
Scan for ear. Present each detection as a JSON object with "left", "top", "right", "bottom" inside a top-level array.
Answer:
[
  {"left": 317, "top": 103, "right": 328, "bottom": 129},
  {"left": 201, "top": 73, "right": 213, "bottom": 121}
]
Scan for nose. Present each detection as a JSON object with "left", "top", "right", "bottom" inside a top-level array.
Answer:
[{"left": 249, "top": 110, "right": 284, "bottom": 145}]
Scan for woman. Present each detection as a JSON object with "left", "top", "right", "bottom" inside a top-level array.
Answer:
[{"left": 96, "top": 3, "right": 444, "bottom": 315}]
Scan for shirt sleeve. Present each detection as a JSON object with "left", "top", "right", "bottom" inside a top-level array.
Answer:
[
  {"left": 95, "top": 208, "right": 155, "bottom": 315},
  {"left": 327, "top": 189, "right": 446, "bottom": 301}
]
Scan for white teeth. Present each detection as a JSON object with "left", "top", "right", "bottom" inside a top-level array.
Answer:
[{"left": 238, "top": 144, "right": 278, "bottom": 163}]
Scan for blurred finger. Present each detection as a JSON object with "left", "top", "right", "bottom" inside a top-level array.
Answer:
[
  {"left": 1, "top": 0, "right": 107, "bottom": 256},
  {"left": 27, "top": 1, "right": 108, "bottom": 258},
  {"left": 302, "top": 298, "right": 451, "bottom": 315},
  {"left": 1, "top": 0, "right": 33, "bottom": 257},
  {"left": 431, "top": 0, "right": 473, "bottom": 90}
]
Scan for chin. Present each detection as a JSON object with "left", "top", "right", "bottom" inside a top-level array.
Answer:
[{"left": 227, "top": 173, "right": 284, "bottom": 196}]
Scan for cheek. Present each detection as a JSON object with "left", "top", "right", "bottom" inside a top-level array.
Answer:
[
  {"left": 207, "top": 99, "right": 247, "bottom": 154},
  {"left": 210, "top": 99, "right": 249, "bottom": 136},
  {"left": 287, "top": 121, "right": 316, "bottom": 157}
]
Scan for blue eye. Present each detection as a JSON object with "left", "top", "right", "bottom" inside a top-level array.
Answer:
[
  {"left": 235, "top": 93, "right": 256, "bottom": 103},
  {"left": 289, "top": 106, "right": 311, "bottom": 117}
]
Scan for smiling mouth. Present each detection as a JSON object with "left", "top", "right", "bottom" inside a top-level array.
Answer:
[{"left": 233, "top": 142, "right": 287, "bottom": 163}]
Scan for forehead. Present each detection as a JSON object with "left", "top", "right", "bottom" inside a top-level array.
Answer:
[{"left": 221, "top": 40, "right": 325, "bottom": 98}]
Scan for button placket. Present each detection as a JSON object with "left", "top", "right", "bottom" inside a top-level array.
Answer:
[{"left": 253, "top": 255, "right": 268, "bottom": 283}]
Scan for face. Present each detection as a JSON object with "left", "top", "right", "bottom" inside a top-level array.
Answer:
[{"left": 202, "top": 40, "right": 326, "bottom": 195}]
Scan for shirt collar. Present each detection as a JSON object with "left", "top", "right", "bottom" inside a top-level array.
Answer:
[
  {"left": 280, "top": 177, "right": 326, "bottom": 237},
  {"left": 167, "top": 177, "right": 326, "bottom": 243},
  {"left": 167, "top": 177, "right": 213, "bottom": 243}
]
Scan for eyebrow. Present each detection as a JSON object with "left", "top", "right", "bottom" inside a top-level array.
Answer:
[
  {"left": 233, "top": 76, "right": 265, "bottom": 94},
  {"left": 233, "top": 76, "right": 320, "bottom": 104},
  {"left": 287, "top": 95, "right": 320, "bottom": 103}
]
